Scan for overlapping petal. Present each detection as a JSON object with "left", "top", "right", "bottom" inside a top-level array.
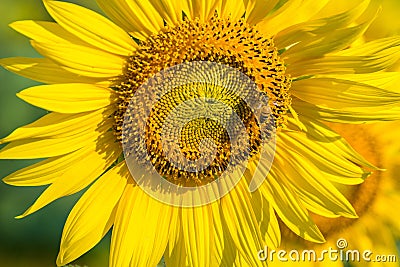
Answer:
[
  {"left": 255, "top": 0, "right": 329, "bottom": 37},
  {"left": 15, "top": 131, "right": 121, "bottom": 218},
  {"left": 31, "top": 41, "right": 126, "bottom": 78},
  {"left": 43, "top": 0, "right": 137, "bottom": 55},
  {"left": 57, "top": 162, "right": 129, "bottom": 266},
  {"left": 110, "top": 184, "right": 178, "bottom": 267},
  {"left": 0, "top": 57, "right": 108, "bottom": 84},
  {"left": 96, "top": 0, "right": 164, "bottom": 40}
]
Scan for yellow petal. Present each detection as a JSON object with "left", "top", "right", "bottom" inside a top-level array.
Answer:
[
  {"left": 185, "top": 0, "right": 221, "bottom": 22},
  {"left": 218, "top": 0, "right": 245, "bottom": 20},
  {"left": 17, "top": 83, "right": 116, "bottom": 113},
  {"left": 288, "top": 36, "right": 400, "bottom": 77},
  {"left": 2, "top": 135, "right": 112, "bottom": 186},
  {"left": 293, "top": 97, "right": 400, "bottom": 123},
  {"left": 209, "top": 203, "right": 237, "bottom": 266},
  {"left": 245, "top": 0, "right": 280, "bottom": 25},
  {"left": 165, "top": 203, "right": 236, "bottom": 267},
  {"left": 220, "top": 178, "right": 265, "bottom": 266},
  {"left": 255, "top": 0, "right": 329, "bottom": 37},
  {"left": 0, "top": 121, "right": 111, "bottom": 159},
  {"left": 10, "top": 20, "right": 86, "bottom": 44},
  {"left": 285, "top": 117, "right": 368, "bottom": 184},
  {"left": 275, "top": 0, "right": 370, "bottom": 49},
  {"left": 291, "top": 77, "right": 400, "bottom": 109},
  {"left": 234, "top": 251, "right": 254, "bottom": 267},
  {"left": 1, "top": 107, "right": 113, "bottom": 144},
  {"left": 110, "top": 184, "right": 178, "bottom": 267},
  {"left": 283, "top": 23, "right": 372, "bottom": 64},
  {"left": 0, "top": 57, "right": 108, "bottom": 84},
  {"left": 56, "top": 162, "right": 128, "bottom": 266},
  {"left": 31, "top": 40, "right": 125, "bottom": 78},
  {"left": 96, "top": 0, "right": 164, "bottom": 41},
  {"left": 149, "top": 0, "right": 189, "bottom": 25},
  {"left": 255, "top": 163, "right": 325, "bottom": 243},
  {"left": 337, "top": 35, "right": 400, "bottom": 56},
  {"left": 249, "top": 188, "right": 281, "bottom": 248},
  {"left": 275, "top": 142, "right": 357, "bottom": 218},
  {"left": 181, "top": 205, "right": 213, "bottom": 267},
  {"left": 321, "top": 72, "right": 400, "bottom": 92},
  {"left": 43, "top": 0, "right": 137, "bottom": 56},
  {"left": 311, "top": 0, "right": 369, "bottom": 19},
  {"left": 16, "top": 132, "right": 121, "bottom": 218},
  {"left": 164, "top": 223, "right": 190, "bottom": 267},
  {"left": 284, "top": 122, "right": 378, "bottom": 170}
]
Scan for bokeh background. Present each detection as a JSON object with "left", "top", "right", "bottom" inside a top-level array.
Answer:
[{"left": 0, "top": 0, "right": 399, "bottom": 266}]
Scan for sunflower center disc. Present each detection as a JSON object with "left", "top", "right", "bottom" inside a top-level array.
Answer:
[
  {"left": 121, "top": 61, "right": 276, "bottom": 206},
  {"left": 115, "top": 15, "right": 291, "bottom": 206}
]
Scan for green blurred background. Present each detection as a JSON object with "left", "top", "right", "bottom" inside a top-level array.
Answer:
[{"left": 0, "top": 0, "right": 399, "bottom": 267}]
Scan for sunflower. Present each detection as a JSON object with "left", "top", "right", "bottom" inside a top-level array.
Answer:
[
  {"left": 271, "top": 122, "right": 400, "bottom": 267},
  {"left": 1, "top": 0, "right": 400, "bottom": 266}
]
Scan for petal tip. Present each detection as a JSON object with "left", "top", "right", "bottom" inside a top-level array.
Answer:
[
  {"left": 56, "top": 254, "right": 66, "bottom": 267},
  {"left": 14, "top": 214, "right": 25, "bottom": 219},
  {"left": 15, "top": 91, "right": 24, "bottom": 100}
]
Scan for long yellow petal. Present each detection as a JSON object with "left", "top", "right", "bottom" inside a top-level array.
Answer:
[
  {"left": 275, "top": 143, "right": 357, "bottom": 218},
  {"left": 311, "top": 0, "right": 370, "bottom": 19},
  {"left": 0, "top": 57, "right": 108, "bottom": 84},
  {"left": 288, "top": 37, "right": 400, "bottom": 77},
  {"left": 337, "top": 35, "right": 400, "bottom": 56},
  {"left": 185, "top": 0, "right": 221, "bottom": 22},
  {"left": 10, "top": 20, "right": 86, "bottom": 45},
  {"left": 181, "top": 205, "right": 213, "bottom": 267},
  {"left": 220, "top": 178, "right": 265, "bottom": 266},
  {"left": 321, "top": 72, "right": 400, "bottom": 92},
  {"left": 291, "top": 77, "right": 400, "bottom": 109},
  {"left": 2, "top": 134, "right": 113, "bottom": 186},
  {"left": 149, "top": 0, "right": 189, "bottom": 25},
  {"left": 165, "top": 203, "right": 237, "bottom": 267},
  {"left": 274, "top": 0, "right": 370, "bottom": 49},
  {"left": 209, "top": 203, "right": 237, "bottom": 266},
  {"left": 286, "top": 117, "right": 369, "bottom": 184},
  {"left": 293, "top": 97, "right": 400, "bottom": 123},
  {"left": 218, "top": 0, "right": 245, "bottom": 20},
  {"left": 283, "top": 23, "right": 372, "bottom": 64},
  {"left": 43, "top": 0, "right": 137, "bottom": 56},
  {"left": 31, "top": 41, "right": 125, "bottom": 78},
  {"left": 256, "top": 163, "right": 325, "bottom": 243},
  {"left": 245, "top": 0, "right": 280, "bottom": 25},
  {"left": 0, "top": 121, "right": 111, "bottom": 159},
  {"left": 96, "top": 0, "right": 164, "bottom": 41},
  {"left": 249, "top": 188, "right": 281, "bottom": 248},
  {"left": 234, "top": 251, "right": 254, "bottom": 267},
  {"left": 110, "top": 184, "right": 177, "bottom": 267},
  {"left": 16, "top": 132, "right": 121, "bottom": 218},
  {"left": 56, "top": 162, "right": 128, "bottom": 266},
  {"left": 164, "top": 222, "right": 190, "bottom": 267},
  {"left": 285, "top": 122, "right": 378, "bottom": 170},
  {"left": 255, "top": 0, "right": 329, "bottom": 37},
  {"left": 1, "top": 107, "right": 113, "bottom": 144},
  {"left": 17, "top": 83, "right": 116, "bottom": 113}
]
